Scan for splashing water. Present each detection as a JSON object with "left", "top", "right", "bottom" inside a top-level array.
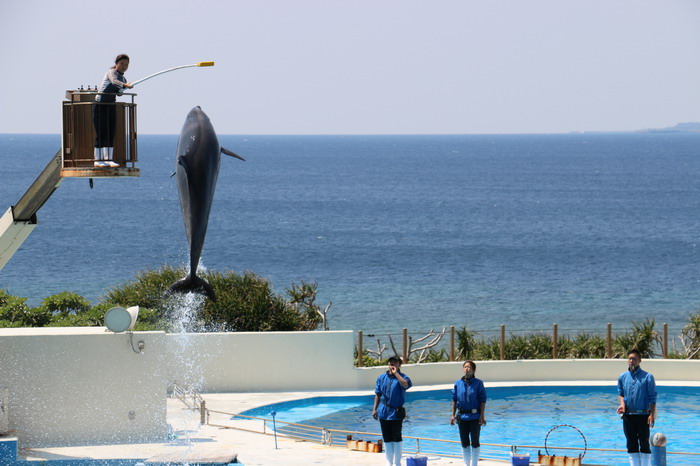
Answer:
[
  {"left": 168, "top": 292, "right": 207, "bottom": 334},
  {"left": 164, "top": 290, "right": 208, "bottom": 461}
]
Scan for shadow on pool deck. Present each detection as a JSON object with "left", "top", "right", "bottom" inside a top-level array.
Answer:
[{"left": 19, "top": 389, "right": 518, "bottom": 466}]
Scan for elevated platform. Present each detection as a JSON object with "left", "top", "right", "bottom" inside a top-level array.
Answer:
[
  {"left": 60, "top": 167, "right": 140, "bottom": 178},
  {"left": 62, "top": 89, "right": 139, "bottom": 179}
]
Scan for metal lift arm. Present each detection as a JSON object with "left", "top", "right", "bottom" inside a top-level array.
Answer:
[{"left": 0, "top": 150, "right": 62, "bottom": 270}]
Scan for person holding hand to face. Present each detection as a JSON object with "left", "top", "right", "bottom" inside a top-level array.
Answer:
[{"left": 372, "top": 356, "right": 412, "bottom": 466}]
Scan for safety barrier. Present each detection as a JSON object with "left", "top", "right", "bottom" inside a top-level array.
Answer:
[
  {"left": 205, "top": 409, "right": 700, "bottom": 464},
  {"left": 357, "top": 322, "right": 682, "bottom": 366},
  {"left": 169, "top": 383, "right": 204, "bottom": 411}
]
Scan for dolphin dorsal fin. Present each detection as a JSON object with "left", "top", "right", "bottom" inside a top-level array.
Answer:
[{"left": 221, "top": 147, "right": 245, "bottom": 161}]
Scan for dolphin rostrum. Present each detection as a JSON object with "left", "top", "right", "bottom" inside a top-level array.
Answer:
[{"left": 166, "top": 106, "right": 244, "bottom": 301}]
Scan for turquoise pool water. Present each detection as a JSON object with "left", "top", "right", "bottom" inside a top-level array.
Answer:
[{"left": 240, "top": 385, "right": 700, "bottom": 466}]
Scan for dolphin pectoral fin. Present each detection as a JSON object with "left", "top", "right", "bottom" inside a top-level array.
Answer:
[
  {"left": 177, "top": 155, "right": 198, "bottom": 201},
  {"left": 177, "top": 155, "right": 191, "bottom": 172},
  {"left": 221, "top": 147, "right": 245, "bottom": 161},
  {"left": 165, "top": 274, "right": 218, "bottom": 302}
]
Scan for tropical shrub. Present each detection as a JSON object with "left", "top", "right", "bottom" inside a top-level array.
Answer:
[
  {"left": 0, "top": 266, "right": 325, "bottom": 332},
  {"left": 455, "top": 326, "right": 478, "bottom": 360},
  {"left": 676, "top": 310, "right": 700, "bottom": 358},
  {"left": 566, "top": 333, "right": 606, "bottom": 358},
  {"left": 105, "top": 266, "right": 323, "bottom": 332}
]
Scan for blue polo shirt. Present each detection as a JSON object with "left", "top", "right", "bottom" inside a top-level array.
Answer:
[
  {"left": 617, "top": 367, "right": 657, "bottom": 414},
  {"left": 452, "top": 376, "right": 487, "bottom": 421},
  {"left": 375, "top": 371, "right": 412, "bottom": 420}
]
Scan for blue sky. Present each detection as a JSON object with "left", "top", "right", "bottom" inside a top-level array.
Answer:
[{"left": 1, "top": 0, "right": 699, "bottom": 135}]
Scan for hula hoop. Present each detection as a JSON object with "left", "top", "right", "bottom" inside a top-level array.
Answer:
[{"left": 544, "top": 424, "right": 588, "bottom": 459}]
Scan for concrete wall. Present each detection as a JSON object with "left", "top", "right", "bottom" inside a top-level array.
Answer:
[
  {"left": 355, "top": 358, "right": 700, "bottom": 389},
  {"left": 165, "top": 331, "right": 356, "bottom": 392},
  {"left": 1, "top": 327, "right": 698, "bottom": 448},
  {"left": 0, "top": 328, "right": 167, "bottom": 447},
  {"left": 0, "top": 328, "right": 355, "bottom": 447}
]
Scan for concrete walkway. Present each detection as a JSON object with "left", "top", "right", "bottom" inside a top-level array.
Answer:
[{"left": 20, "top": 389, "right": 513, "bottom": 465}]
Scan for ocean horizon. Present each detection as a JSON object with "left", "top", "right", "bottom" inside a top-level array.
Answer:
[{"left": 2, "top": 132, "right": 700, "bottom": 337}]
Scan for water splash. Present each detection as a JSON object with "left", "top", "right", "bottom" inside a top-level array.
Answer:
[
  {"left": 163, "top": 291, "right": 207, "bottom": 463},
  {"left": 168, "top": 292, "right": 206, "bottom": 334}
]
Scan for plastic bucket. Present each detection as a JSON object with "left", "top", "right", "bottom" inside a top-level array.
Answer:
[{"left": 406, "top": 456, "right": 428, "bottom": 466}]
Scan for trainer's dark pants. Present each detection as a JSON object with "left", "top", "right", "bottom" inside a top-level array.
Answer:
[
  {"left": 379, "top": 419, "right": 403, "bottom": 443},
  {"left": 93, "top": 102, "right": 116, "bottom": 148},
  {"left": 458, "top": 419, "right": 481, "bottom": 448},
  {"left": 622, "top": 414, "right": 650, "bottom": 453}
]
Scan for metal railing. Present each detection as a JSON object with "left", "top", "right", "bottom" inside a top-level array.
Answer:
[
  {"left": 205, "top": 409, "right": 700, "bottom": 464},
  {"left": 170, "top": 383, "right": 203, "bottom": 411}
]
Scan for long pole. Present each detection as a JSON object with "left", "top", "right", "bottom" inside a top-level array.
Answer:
[
  {"left": 357, "top": 330, "right": 363, "bottom": 368},
  {"left": 402, "top": 328, "right": 408, "bottom": 363},
  {"left": 131, "top": 61, "right": 215, "bottom": 87},
  {"left": 500, "top": 325, "right": 506, "bottom": 360}
]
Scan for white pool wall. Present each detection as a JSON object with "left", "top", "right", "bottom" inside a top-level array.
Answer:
[
  {"left": 164, "top": 330, "right": 357, "bottom": 391},
  {"left": 355, "top": 358, "right": 700, "bottom": 388},
  {"left": 0, "top": 327, "right": 167, "bottom": 447}
]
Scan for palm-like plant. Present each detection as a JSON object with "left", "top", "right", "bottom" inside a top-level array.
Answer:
[
  {"left": 566, "top": 333, "right": 606, "bottom": 359},
  {"left": 680, "top": 311, "right": 700, "bottom": 358},
  {"left": 455, "top": 326, "right": 478, "bottom": 360}
]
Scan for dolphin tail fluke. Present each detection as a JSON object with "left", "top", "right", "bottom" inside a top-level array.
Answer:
[
  {"left": 221, "top": 147, "right": 245, "bottom": 161},
  {"left": 166, "top": 274, "right": 217, "bottom": 302}
]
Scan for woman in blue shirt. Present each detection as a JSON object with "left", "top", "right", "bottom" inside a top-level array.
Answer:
[
  {"left": 93, "top": 54, "right": 133, "bottom": 168},
  {"left": 451, "top": 360, "right": 487, "bottom": 466},
  {"left": 372, "top": 356, "right": 412, "bottom": 466}
]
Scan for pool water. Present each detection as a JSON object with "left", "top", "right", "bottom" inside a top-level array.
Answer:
[{"left": 240, "top": 385, "right": 700, "bottom": 466}]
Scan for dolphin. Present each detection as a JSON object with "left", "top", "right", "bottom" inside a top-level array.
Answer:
[{"left": 166, "top": 106, "right": 244, "bottom": 301}]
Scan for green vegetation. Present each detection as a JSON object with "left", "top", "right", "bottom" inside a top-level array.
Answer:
[
  {"left": 455, "top": 318, "right": 661, "bottom": 360},
  {"left": 0, "top": 266, "right": 323, "bottom": 332},
  {"left": 355, "top": 314, "right": 700, "bottom": 366},
  {"left": 4, "top": 270, "right": 700, "bottom": 363}
]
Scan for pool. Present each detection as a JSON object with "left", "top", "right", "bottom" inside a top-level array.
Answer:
[{"left": 240, "top": 385, "right": 700, "bottom": 466}]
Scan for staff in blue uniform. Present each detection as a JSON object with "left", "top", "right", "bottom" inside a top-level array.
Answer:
[
  {"left": 93, "top": 54, "right": 133, "bottom": 168},
  {"left": 451, "top": 360, "right": 487, "bottom": 466},
  {"left": 617, "top": 349, "right": 657, "bottom": 466},
  {"left": 372, "top": 356, "right": 412, "bottom": 466}
]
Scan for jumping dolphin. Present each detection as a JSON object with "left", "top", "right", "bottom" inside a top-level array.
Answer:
[{"left": 166, "top": 106, "right": 244, "bottom": 301}]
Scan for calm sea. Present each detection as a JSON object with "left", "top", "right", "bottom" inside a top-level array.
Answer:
[{"left": 1, "top": 133, "right": 700, "bottom": 337}]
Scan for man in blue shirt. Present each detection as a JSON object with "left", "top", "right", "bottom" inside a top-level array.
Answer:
[
  {"left": 616, "top": 349, "right": 657, "bottom": 466},
  {"left": 372, "top": 356, "right": 412, "bottom": 466}
]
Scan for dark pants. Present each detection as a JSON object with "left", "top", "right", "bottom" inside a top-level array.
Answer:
[
  {"left": 622, "top": 414, "right": 650, "bottom": 453},
  {"left": 379, "top": 419, "right": 403, "bottom": 443},
  {"left": 93, "top": 102, "right": 116, "bottom": 148},
  {"left": 458, "top": 418, "right": 481, "bottom": 448}
]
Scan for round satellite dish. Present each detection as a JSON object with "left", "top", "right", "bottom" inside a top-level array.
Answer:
[{"left": 104, "top": 306, "right": 139, "bottom": 332}]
